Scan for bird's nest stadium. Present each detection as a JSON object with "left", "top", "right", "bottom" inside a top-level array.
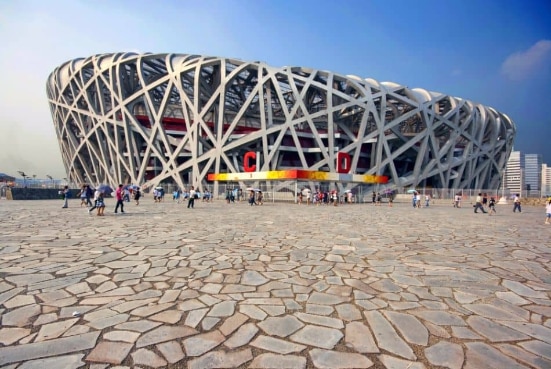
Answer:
[{"left": 47, "top": 53, "right": 515, "bottom": 196}]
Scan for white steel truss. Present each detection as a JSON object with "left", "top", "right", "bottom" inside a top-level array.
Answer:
[{"left": 47, "top": 53, "right": 516, "bottom": 192}]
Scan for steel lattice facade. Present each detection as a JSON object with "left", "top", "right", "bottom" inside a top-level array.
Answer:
[{"left": 47, "top": 53, "right": 515, "bottom": 193}]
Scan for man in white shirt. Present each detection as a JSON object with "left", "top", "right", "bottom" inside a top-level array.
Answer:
[{"left": 474, "top": 193, "right": 487, "bottom": 213}]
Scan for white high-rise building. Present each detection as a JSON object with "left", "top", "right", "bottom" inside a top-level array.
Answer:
[
  {"left": 504, "top": 151, "right": 524, "bottom": 195},
  {"left": 524, "top": 154, "right": 542, "bottom": 194},
  {"left": 542, "top": 164, "right": 551, "bottom": 196}
]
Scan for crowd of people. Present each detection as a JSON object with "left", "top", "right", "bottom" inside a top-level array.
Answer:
[{"left": 61, "top": 183, "right": 551, "bottom": 223}]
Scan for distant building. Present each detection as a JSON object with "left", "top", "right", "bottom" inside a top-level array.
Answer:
[
  {"left": 542, "top": 164, "right": 551, "bottom": 196},
  {"left": 504, "top": 151, "right": 524, "bottom": 195},
  {"left": 524, "top": 153, "right": 542, "bottom": 194}
]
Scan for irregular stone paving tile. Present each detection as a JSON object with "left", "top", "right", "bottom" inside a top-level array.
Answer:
[
  {"left": 465, "top": 303, "right": 528, "bottom": 321},
  {"left": 309, "top": 348, "right": 373, "bottom": 368},
  {"left": 136, "top": 325, "right": 198, "bottom": 348},
  {"left": 249, "top": 353, "right": 306, "bottom": 369},
  {"left": 335, "top": 303, "right": 362, "bottom": 321},
  {"left": 0, "top": 331, "right": 100, "bottom": 366},
  {"left": 183, "top": 329, "right": 225, "bottom": 356},
  {"left": 5, "top": 273, "right": 54, "bottom": 286},
  {"left": 131, "top": 348, "right": 167, "bottom": 368},
  {"left": 219, "top": 312, "right": 248, "bottom": 336},
  {"left": 0, "top": 287, "right": 25, "bottom": 305},
  {"left": 114, "top": 320, "right": 162, "bottom": 332},
  {"left": 465, "top": 342, "right": 530, "bottom": 369},
  {"left": 305, "top": 304, "right": 334, "bottom": 316},
  {"left": 451, "top": 326, "right": 483, "bottom": 339},
  {"left": 62, "top": 325, "right": 91, "bottom": 337},
  {"left": 87, "top": 313, "right": 129, "bottom": 330},
  {"left": 518, "top": 340, "right": 551, "bottom": 361},
  {"left": 241, "top": 270, "right": 269, "bottom": 286},
  {"left": 3, "top": 294, "right": 36, "bottom": 309},
  {"left": 130, "top": 302, "right": 175, "bottom": 317},
  {"left": 85, "top": 341, "right": 133, "bottom": 365},
  {"left": 202, "top": 317, "right": 221, "bottom": 330},
  {"left": 497, "top": 343, "right": 551, "bottom": 369},
  {"left": 383, "top": 311, "right": 429, "bottom": 346},
  {"left": 424, "top": 341, "right": 464, "bottom": 369},
  {"left": 495, "top": 291, "right": 531, "bottom": 305},
  {"left": 158, "top": 289, "right": 180, "bottom": 304},
  {"left": 260, "top": 305, "right": 286, "bottom": 316},
  {"left": 498, "top": 320, "right": 551, "bottom": 344},
  {"left": 344, "top": 321, "right": 379, "bottom": 353},
  {"left": 185, "top": 307, "right": 209, "bottom": 328},
  {"left": 425, "top": 321, "right": 451, "bottom": 338},
  {"left": 502, "top": 280, "right": 548, "bottom": 299},
  {"left": 156, "top": 340, "right": 185, "bottom": 364},
  {"left": 17, "top": 353, "right": 85, "bottom": 369},
  {"left": 149, "top": 309, "right": 183, "bottom": 324},
  {"left": 35, "top": 317, "right": 79, "bottom": 342},
  {"left": 207, "top": 300, "right": 236, "bottom": 317},
  {"left": 412, "top": 310, "right": 466, "bottom": 326},
  {"left": 187, "top": 348, "right": 253, "bottom": 369},
  {"left": 307, "top": 291, "right": 349, "bottom": 305},
  {"left": 250, "top": 335, "right": 306, "bottom": 354},
  {"left": 0, "top": 328, "right": 31, "bottom": 345},
  {"left": 258, "top": 315, "right": 304, "bottom": 337},
  {"left": 289, "top": 325, "right": 343, "bottom": 349},
  {"left": 111, "top": 298, "right": 158, "bottom": 313},
  {"left": 1, "top": 304, "right": 41, "bottom": 327},
  {"left": 378, "top": 354, "right": 427, "bottom": 369},
  {"left": 103, "top": 330, "right": 141, "bottom": 343},
  {"left": 89, "top": 364, "right": 109, "bottom": 369},
  {"left": 239, "top": 304, "right": 267, "bottom": 320},
  {"left": 364, "top": 310, "right": 416, "bottom": 360},
  {"left": 178, "top": 299, "right": 206, "bottom": 311},
  {"left": 66, "top": 282, "right": 92, "bottom": 295},
  {"left": 294, "top": 312, "right": 344, "bottom": 329},
  {"left": 224, "top": 322, "right": 259, "bottom": 349},
  {"left": 467, "top": 316, "right": 530, "bottom": 342}
]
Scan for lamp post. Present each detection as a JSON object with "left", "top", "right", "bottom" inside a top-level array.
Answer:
[{"left": 17, "top": 171, "right": 27, "bottom": 187}]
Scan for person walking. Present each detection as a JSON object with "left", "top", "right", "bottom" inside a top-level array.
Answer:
[
  {"left": 474, "top": 193, "right": 487, "bottom": 213},
  {"left": 545, "top": 199, "right": 551, "bottom": 224},
  {"left": 488, "top": 197, "right": 497, "bottom": 216},
  {"left": 85, "top": 185, "right": 94, "bottom": 207},
  {"left": 61, "top": 185, "right": 70, "bottom": 208},
  {"left": 134, "top": 187, "right": 141, "bottom": 205},
  {"left": 188, "top": 186, "right": 196, "bottom": 208},
  {"left": 114, "top": 184, "right": 125, "bottom": 213},
  {"left": 513, "top": 194, "right": 522, "bottom": 213},
  {"left": 78, "top": 185, "right": 87, "bottom": 207},
  {"left": 88, "top": 188, "right": 101, "bottom": 215},
  {"left": 96, "top": 191, "right": 106, "bottom": 216}
]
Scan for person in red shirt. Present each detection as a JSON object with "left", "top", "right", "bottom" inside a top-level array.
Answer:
[{"left": 114, "top": 184, "right": 125, "bottom": 213}]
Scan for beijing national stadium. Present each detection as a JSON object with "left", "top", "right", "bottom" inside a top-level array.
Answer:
[{"left": 46, "top": 53, "right": 515, "bottom": 194}]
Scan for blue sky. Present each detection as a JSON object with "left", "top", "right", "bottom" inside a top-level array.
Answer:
[{"left": 1, "top": 0, "right": 550, "bottom": 179}]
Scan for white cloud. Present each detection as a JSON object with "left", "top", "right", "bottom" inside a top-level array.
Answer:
[{"left": 501, "top": 39, "right": 551, "bottom": 81}]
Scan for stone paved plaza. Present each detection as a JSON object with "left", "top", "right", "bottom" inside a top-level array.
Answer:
[{"left": 0, "top": 198, "right": 550, "bottom": 369}]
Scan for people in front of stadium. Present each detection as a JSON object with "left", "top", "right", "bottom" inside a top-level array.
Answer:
[
  {"left": 488, "top": 197, "right": 496, "bottom": 216},
  {"left": 545, "top": 199, "right": 551, "bottom": 224},
  {"left": 474, "top": 193, "right": 487, "bottom": 213},
  {"left": 513, "top": 194, "right": 521, "bottom": 213},
  {"left": 114, "top": 184, "right": 125, "bottom": 213},
  {"left": 134, "top": 187, "right": 141, "bottom": 205}
]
